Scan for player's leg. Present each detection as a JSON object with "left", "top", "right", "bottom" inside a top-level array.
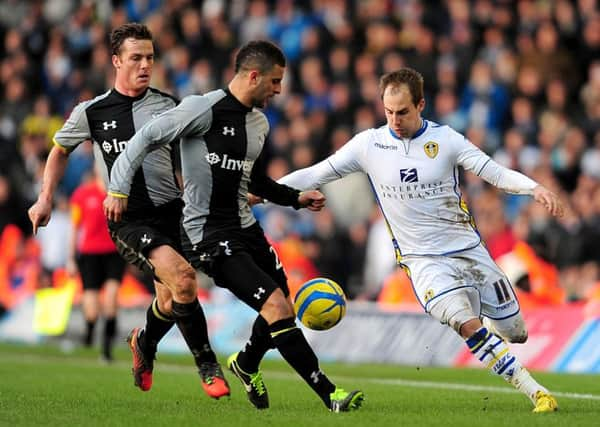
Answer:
[
  {"left": 81, "top": 290, "right": 99, "bottom": 347},
  {"left": 217, "top": 251, "right": 363, "bottom": 412},
  {"left": 127, "top": 281, "right": 175, "bottom": 391},
  {"left": 429, "top": 289, "right": 557, "bottom": 413},
  {"left": 471, "top": 247, "right": 556, "bottom": 412},
  {"left": 482, "top": 313, "right": 528, "bottom": 343},
  {"left": 77, "top": 254, "right": 101, "bottom": 347},
  {"left": 99, "top": 252, "right": 126, "bottom": 362},
  {"left": 230, "top": 235, "right": 281, "bottom": 384},
  {"left": 111, "top": 220, "right": 226, "bottom": 397},
  {"left": 406, "top": 249, "right": 557, "bottom": 413},
  {"left": 111, "top": 223, "right": 175, "bottom": 390},
  {"left": 150, "top": 244, "right": 229, "bottom": 398},
  {"left": 227, "top": 314, "right": 272, "bottom": 408}
]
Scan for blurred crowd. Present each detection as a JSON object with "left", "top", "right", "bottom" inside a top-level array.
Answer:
[{"left": 1, "top": 0, "right": 600, "bottom": 311}]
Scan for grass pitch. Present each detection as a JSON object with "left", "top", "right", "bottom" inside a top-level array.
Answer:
[{"left": 0, "top": 342, "right": 598, "bottom": 427}]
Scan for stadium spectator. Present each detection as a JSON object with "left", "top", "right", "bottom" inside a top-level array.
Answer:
[
  {"left": 28, "top": 23, "right": 229, "bottom": 399},
  {"left": 67, "top": 167, "right": 126, "bottom": 362},
  {"left": 0, "top": 223, "right": 39, "bottom": 311},
  {"left": 105, "top": 39, "right": 364, "bottom": 413},
  {"left": 0, "top": 173, "right": 30, "bottom": 235},
  {"left": 278, "top": 67, "right": 562, "bottom": 412}
]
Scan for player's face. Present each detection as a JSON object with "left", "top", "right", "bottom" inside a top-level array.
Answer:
[
  {"left": 112, "top": 38, "right": 154, "bottom": 95},
  {"left": 251, "top": 65, "right": 284, "bottom": 108},
  {"left": 382, "top": 84, "right": 425, "bottom": 138}
]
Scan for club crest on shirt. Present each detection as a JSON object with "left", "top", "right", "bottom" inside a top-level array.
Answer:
[
  {"left": 424, "top": 141, "right": 439, "bottom": 158},
  {"left": 424, "top": 288, "right": 435, "bottom": 302}
]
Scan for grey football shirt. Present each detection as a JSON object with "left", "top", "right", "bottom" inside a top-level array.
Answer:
[
  {"left": 109, "top": 89, "right": 300, "bottom": 243},
  {"left": 53, "top": 88, "right": 181, "bottom": 218}
]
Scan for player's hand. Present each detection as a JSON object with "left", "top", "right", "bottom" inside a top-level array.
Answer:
[
  {"left": 298, "top": 190, "right": 326, "bottom": 212},
  {"left": 247, "top": 192, "right": 264, "bottom": 206},
  {"left": 103, "top": 194, "right": 128, "bottom": 222},
  {"left": 28, "top": 197, "right": 53, "bottom": 235},
  {"left": 533, "top": 185, "right": 564, "bottom": 217}
]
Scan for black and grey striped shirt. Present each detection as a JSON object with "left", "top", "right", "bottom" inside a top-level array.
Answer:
[
  {"left": 109, "top": 89, "right": 300, "bottom": 243},
  {"left": 54, "top": 88, "right": 181, "bottom": 219}
]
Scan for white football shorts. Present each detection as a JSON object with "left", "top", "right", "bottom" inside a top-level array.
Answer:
[{"left": 402, "top": 243, "right": 520, "bottom": 321}]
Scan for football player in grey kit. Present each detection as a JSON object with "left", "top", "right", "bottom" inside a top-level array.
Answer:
[
  {"left": 105, "top": 40, "right": 364, "bottom": 412},
  {"left": 28, "top": 23, "right": 229, "bottom": 398}
]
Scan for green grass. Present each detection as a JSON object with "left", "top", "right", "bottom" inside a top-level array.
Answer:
[{"left": 0, "top": 342, "right": 599, "bottom": 427}]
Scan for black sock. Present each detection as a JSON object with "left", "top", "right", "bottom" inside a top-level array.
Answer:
[
  {"left": 84, "top": 320, "right": 95, "bottom": 347},
  {"left": 238, "top": 315, "right": 273, "bottom": 372},
  {"left": 172, "top": 299, "right": 216, "bottom": 366},
  {"left": 138, "top": 298, "right": 175, "bottom": 354},
  {"left": 270, "top": 317, "right": 335, "bottom": 407},
  {"left": 102, "top": 317, "right": 117, "bottom": 359}
]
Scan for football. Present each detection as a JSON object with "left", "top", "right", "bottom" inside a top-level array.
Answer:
[{"left": 293, "top": 277, "right": 347, "bottom": 330}]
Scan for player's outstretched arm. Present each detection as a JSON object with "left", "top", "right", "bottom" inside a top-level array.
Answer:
[
  {"left": 247, "top": 190, "right": 326, "bottom": 212},
  {"left": 28, "top": 145, "right": 69, "bottom": 234},
  {"left": 533, "top": 185, "right": 564, "bottom": 217},
  {"left": 108, "top": 95, "right": 211, "bottom": 198}
]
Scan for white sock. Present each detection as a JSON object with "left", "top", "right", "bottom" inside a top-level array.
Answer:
[{"left": 466, "top": 327, "right": 546, "bottom": 404}]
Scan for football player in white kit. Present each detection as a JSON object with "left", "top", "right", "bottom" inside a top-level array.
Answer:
[{"left": 278, "top": 68, "right": 562, "bottom": 413}]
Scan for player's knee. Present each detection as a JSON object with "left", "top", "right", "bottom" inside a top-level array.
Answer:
[
  {"left": 503, "top": 325, "right": 528, "bottom": 343},
  {"left": 429, "top": 298, "right": 478, "bottom": 335},
  {"left": 173, "top": 263, "right": 198, "bottom": 302},
  {"left": 260, "top": 289, "right": 294, "bottom": 323},
  {"left": 156, "top": 294, "right": 173, "bottom": 316},
  {"left": 492, "top": 315, "right": 528, "bottom": 343},
  {"left": 507, "top": 331, "right": 528, "bottom": 343}
]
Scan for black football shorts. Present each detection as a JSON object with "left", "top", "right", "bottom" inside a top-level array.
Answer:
[
  {"left": 183, "top": 222, "right": 289, "bottom": 311},
  {"left": 108, "top": 198, "right": 184, "bottom": 276},
  {"left": 76, "top": 251, "right": 126, "bottom": 290}
]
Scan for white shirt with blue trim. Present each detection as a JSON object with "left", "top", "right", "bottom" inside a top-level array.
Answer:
[{"left": 279, "top": 120, "right": 538, "bottom": 258}]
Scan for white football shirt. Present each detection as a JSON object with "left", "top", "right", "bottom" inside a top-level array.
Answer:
[{"left": 279, "top": 120, "right": 538, "bottom": 258}]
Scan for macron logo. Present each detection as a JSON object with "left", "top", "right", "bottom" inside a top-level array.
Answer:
[
  {"left": 206, "top": 152, "right": 253, "bottom": 172},
  {"left": 103, "top": 120, "right": 117, "bottom": 130}
]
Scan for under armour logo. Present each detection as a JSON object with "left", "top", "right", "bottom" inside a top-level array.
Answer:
[
  {"left": 219, "top": 240, "right": 232, "bottom": 255},
  {"left": 205, "top": 152, "right": 221, "bottom": 165},
  {"left": 253, "top": 287, "right": 265, "bottom": 300},
  {"left": 103, "top": 120, "right": 117, "bottom": 130},
  {"left": 141, "top": 234, "right": 152, "bottom": 244},
  {"left": 223, "top": 126, "right": 235, "bottom": 136},
  {"left": 310, "top": 370, "right": 322, "bottom": 384}
]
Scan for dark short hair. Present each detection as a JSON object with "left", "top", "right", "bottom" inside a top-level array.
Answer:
[
  {"left": 379, "top": 67, "right": 424, "bottom": 106},
  {"left": 234, "top": 40, "right": 286, "bottom": 74},
  {"left": 110, "top": 23, "right": 153, "bottom": 56}
]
